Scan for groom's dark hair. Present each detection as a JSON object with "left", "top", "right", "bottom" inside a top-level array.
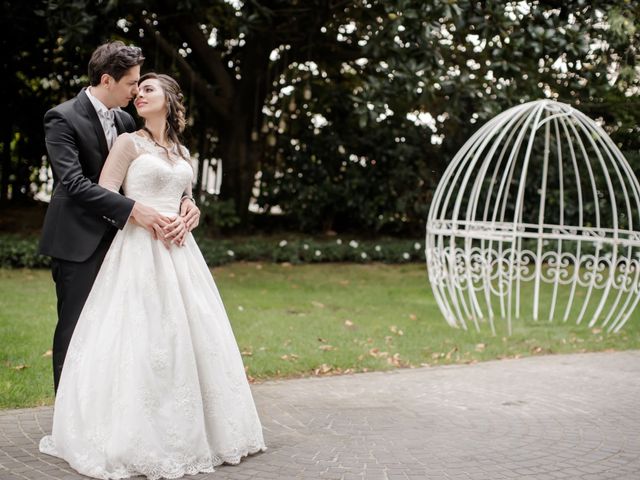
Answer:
[{"left": 88, "top": 41, "right": 145, "bottom": 86}]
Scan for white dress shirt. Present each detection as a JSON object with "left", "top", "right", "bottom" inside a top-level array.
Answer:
[{"left": 86, "top": 87, "right": 119, "bottom": 150}]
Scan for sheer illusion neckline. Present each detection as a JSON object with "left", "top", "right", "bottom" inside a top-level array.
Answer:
[{"left": 131, "top": 131, "right": 184, "bottom": 163}]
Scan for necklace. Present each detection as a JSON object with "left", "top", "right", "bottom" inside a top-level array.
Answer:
[{"left": 142, "top": 126, "right": 172, "bottom": 150}]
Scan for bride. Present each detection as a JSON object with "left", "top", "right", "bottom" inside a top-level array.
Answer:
[{"left": 39, "top": 73, "right": 266, "bottom": 479}]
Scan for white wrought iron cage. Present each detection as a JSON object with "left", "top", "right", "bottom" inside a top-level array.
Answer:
[{"left": 426, "top": 99, "right": 640, "bottom": 335}]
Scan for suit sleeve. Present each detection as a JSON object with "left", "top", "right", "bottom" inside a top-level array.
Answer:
[{"left": 44, "top": 109, "right": 135, "bottom": 229}]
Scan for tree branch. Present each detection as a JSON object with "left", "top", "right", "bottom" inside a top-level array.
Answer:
[
  {"left": 169, "top": 14, "right": 235, "bottom": 100},
  {"left": 139, "top": 18, "right": 231, "bottom": 120}
]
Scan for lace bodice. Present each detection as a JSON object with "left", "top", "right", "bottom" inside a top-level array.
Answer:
[{"left": 99, "top": 132, "right": 193, "bottom": 215}]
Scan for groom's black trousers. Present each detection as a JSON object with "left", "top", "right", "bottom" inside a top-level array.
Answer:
[{"left": 50, "top": 230, "right": 115, "bottom": 393}]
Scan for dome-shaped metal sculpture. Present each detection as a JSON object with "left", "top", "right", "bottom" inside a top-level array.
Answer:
[{"left": 426, "top": 99, "right": 640, "bottom": 335}]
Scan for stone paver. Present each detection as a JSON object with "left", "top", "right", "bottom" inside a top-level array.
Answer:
[{"left": 1, "top": 351, "right": 640, "bottom": 479}]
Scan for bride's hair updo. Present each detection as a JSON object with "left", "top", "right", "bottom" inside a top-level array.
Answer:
[{"left": 138, "top": 72, "right": 187, "bottom": 157}]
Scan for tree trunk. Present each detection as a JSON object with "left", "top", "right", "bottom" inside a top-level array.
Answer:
[
  {"left": 219, "top": 115, "right": 254, "bottom": 224},
  {"left": 0, "top": 123, "right": 12, "bottom": 203},
  {"left": 217, "top": 35, "right": 274, "bottom": 224}
]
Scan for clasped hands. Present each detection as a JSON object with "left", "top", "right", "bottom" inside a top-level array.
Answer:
[{"left": 129, "top": 199, "right": 200, "bottom": 249}]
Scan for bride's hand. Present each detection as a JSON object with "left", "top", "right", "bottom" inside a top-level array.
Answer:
[
  {"left": 180, "top": 199, "right": 200, "bottom": 232},
  {"left": 171, "top": 217, "right": 189, "bottom": 247},
  {"left": 156, "top": 225, "right": 173, "bottom": 250},
  {"left": 163, "top": 216, "right": 188, "bottom": 247}
]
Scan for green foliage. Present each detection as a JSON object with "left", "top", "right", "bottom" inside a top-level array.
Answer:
[
  {"left": 255, "top": 0, "right": 640, "bottom": 232},
  {"left": 0, "top": 233, "right": 426, "bottom": 268},
  {"left": 0, "top": 235, "right": 49, "bottom": 268},
  {"left": 198, "top": 196, "right": 241, "bottom": 234},
  {"left": 191, "top": 236, "right": 426, "bottom": 266},
  {"left": 3, "top": 0, "right": 640, "bottom": 232}
]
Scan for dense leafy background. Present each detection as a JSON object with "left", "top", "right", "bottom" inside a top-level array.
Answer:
[{"left": 2, "top": 0, "right": 639, "bottom": 234}]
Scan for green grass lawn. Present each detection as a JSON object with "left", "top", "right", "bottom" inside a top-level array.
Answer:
[{"left": 1, "top": 263, "right": 639, "bottom": 409}]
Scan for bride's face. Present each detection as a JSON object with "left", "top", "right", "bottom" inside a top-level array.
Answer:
[{"left": 134, "top": 79, "right": 167, "bottom": 119}]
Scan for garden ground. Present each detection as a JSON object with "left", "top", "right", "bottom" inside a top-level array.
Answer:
[{"left": 2, "top": 350, "right": 640, "bottom": 479}]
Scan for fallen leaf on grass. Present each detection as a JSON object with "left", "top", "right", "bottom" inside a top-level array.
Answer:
[
  {"left": 387, "top": 353, "right": 402, "bottom": 367},
  {"left": 13, "top": 365, "right": 29, "bottom": 371},
  {"left": 42, "top": 350, "right": 53, "bottom": 358},
  {"left": 387, "top": 353, "right": 412, "bottom": 368},
  {"left": 339, "top": 280, "right": 350, "bottom": 286},
  {"left": 591, "top": 328, "right": 602, "bottom": 334},
  {"left": 280, "top": 354, "right": 299, "bottom": 361},
  {"left": 314, "top": 363, "right": 333, "bottom": 375},
  {"left": 241, "top": 349, "right": 253, "bottom": 356},
  {"left": 318, "top": 345, "right": 336, "bottom": 351},
  {"left": 244, "top": 366, "right": 256, "bottom": 383},
  {"left": 344, "top": 320, "right": 354, "bottom": 328},
  {"left": 475, "top": 343, "right": 486, "bottom": 352},
  {"left": 497, "top": 354, "right": 522, "bottom": 360},
  {"left": 389, "top": 325, "right": 404, "bottom": 336},
  {"left": 409, "top": 314, "right": 417, "bottom": 321},
  {"left": 311, "top": 301, "right": 325, "bottom": 308},
  {"left": 445, "top": 347, "right": 457, "bottom": 360},
  {"left": 369, "top": 348, "right": 388, "bottom": 358}
]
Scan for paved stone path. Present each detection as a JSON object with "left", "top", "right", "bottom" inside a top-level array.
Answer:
[{"left": 1, "top": 351, "right": 640, "bottom": 480}]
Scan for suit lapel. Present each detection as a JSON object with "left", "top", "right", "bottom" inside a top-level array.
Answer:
[{"left": 77, "top": 88, "right": 109, "bottom": 159}]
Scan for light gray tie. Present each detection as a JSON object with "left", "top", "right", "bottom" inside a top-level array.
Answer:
[{"left": 100, "top": 109, "right": 117, "bottom": 149}]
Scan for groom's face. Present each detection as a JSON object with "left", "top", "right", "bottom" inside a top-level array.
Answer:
[{"left": 108, "top": 65, "right": 141, "bottom": 108}]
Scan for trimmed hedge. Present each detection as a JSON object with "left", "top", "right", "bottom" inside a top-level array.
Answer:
[
  {"left": 0, "top": 234, "right": 425, "bottom": 268},
  {"left": 0, "top": 235, "right": 51, "bottom": 268}
]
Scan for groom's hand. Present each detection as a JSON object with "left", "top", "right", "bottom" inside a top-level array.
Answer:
[{"left": 130, "top": 202, "right": 172, "bottom": 244}]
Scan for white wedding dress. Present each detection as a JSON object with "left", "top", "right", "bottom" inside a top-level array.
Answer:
[{"left": 39, "top": 132, "right": 266, "bottom": 479}]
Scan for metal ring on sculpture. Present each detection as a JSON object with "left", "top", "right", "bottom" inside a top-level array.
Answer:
[{"left": 425, "top": 99, "right": 640, "bottom": 335}]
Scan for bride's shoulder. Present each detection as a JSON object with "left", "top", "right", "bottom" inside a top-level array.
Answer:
[
  {"left": 119, "top": 131, "right": 148, "bottom": 147},
  {"left": 113, "top": 131, "right": 136, "bottom": 144},
  {"left": 178, "top": 144, "right": 191, "bottom": 160},
  {"left": 111, "top": 132, "right": 144, "bottom": 156}
]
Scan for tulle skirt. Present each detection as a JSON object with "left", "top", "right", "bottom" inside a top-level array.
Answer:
[{"left": 40, "top": 223, "right": 266, "bottom": 479}]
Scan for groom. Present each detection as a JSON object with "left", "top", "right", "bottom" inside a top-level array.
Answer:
[{"left": 39, "top": 41, "right": 199, "bottom": 392}]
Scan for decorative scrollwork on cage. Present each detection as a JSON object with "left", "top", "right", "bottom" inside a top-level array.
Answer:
[{"left": 426, "top": 100, "right": 640, "bottom": 335}]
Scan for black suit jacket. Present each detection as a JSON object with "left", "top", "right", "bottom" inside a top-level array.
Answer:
[{"left": 39, "top": 89, "right": 137, "bottom": 262}]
